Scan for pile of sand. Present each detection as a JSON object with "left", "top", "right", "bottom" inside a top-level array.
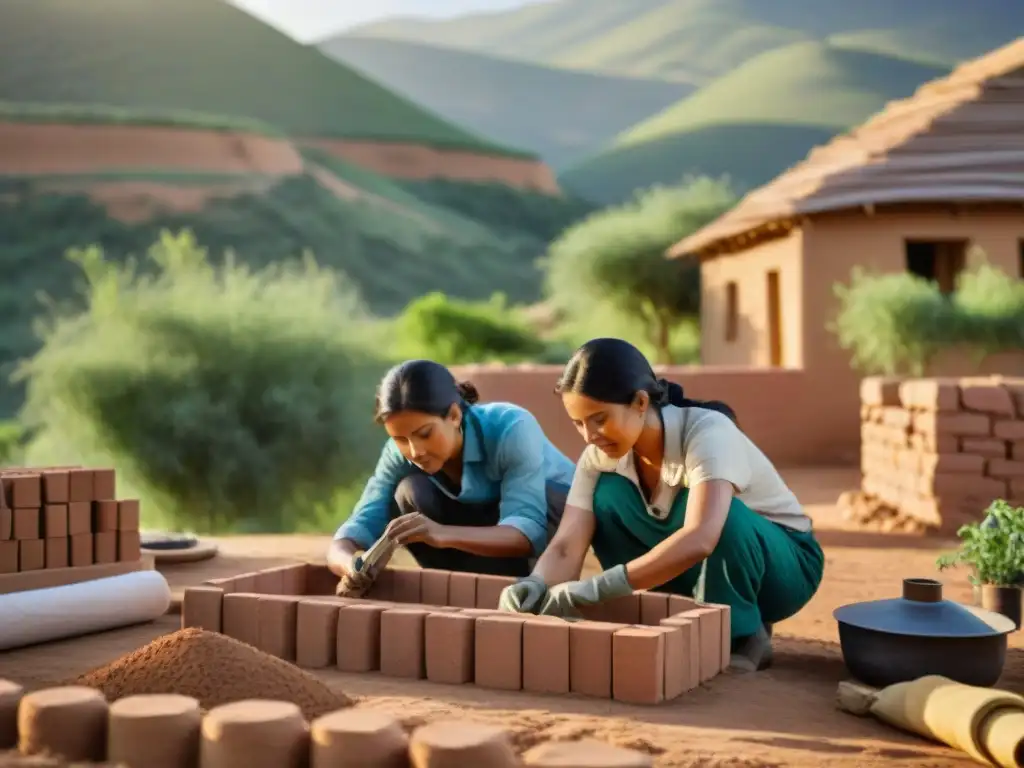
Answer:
[
  {"left": 0, "top": 753, "right": 121, "bottom": 767},
  {"left": 74, "top": 628, "right": 351, "bottom": 719}
]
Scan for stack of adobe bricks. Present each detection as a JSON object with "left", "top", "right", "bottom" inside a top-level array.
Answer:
[
  {"left": 0, "top": 467, "right": 142, "bottom": 590},
  {"left": 0, "top": 679, "right": 655, "bottom": 767},
  {"left": 184, "top": 562, "right": 731, "bottom": 706},
  {"left": 849, "top": 375, "right": 1024, "bottom": 532}
]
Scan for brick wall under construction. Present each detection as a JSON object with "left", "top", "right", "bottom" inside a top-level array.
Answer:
[{"left": 843, "top": 376, "right": 1024, "bottom": 533}]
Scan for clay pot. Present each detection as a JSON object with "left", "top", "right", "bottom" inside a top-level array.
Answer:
[{"left": 978, "top": 584, "right": 1022, "bottom": 631}]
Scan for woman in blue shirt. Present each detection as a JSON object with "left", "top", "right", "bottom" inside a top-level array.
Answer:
[{"left": 328, "top": 359, "right": 575, "bottom": 585}]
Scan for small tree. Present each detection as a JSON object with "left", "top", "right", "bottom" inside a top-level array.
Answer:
[{"left": 544, "top": 177, "right": 735, "bottom": 364}]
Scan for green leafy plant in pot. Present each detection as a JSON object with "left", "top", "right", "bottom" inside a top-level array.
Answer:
[{"left": 936, "top": 499, "right": 1024, "bottom": 630}]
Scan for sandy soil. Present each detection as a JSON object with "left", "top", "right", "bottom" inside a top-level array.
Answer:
[
  {"left": 304, "top": 138, "right": 560, "bottom": 193},
  {"left": 0, "top": 468, "right": 1019, "bottom": 767},
  {"left": 0, "top": 123, "right": 305, "bottom": 176}
]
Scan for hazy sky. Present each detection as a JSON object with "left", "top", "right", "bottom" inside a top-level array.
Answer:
[{"left": 231, "top": 0, "right": 549, "bottom": 42}]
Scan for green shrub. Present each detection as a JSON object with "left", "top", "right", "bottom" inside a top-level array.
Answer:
[
  {"left": 832, "top": 262, "right": 1024, "bottom": 375},
  {"left": 16, "top": 230, "right": 389, "bottom": 534},
  {"left": 544, "top": 177, "right": 735, "bottom": 364},
  {"left": 0, "top": 420, "right": 24, "bottom": 467},
  {"left": 395, "top": 292, "right": 546, "bottom": 365}
]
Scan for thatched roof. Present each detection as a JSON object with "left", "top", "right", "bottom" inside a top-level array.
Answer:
[{"left": 669, "top": 37, "right": 1024, "bottom": 258}]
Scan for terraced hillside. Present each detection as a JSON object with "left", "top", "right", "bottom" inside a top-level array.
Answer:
[
  {"left": 559, "top": 42, "right": 949, "bottom": 203},
  {"left": 0, "top": 0, "right": 524, "bottom": 154},
  {"left": 318, "top": 37, "right": 692, "bottom": 168},
  {"left": 349, "top": 0, "right": 1024, "bottom": 82}
]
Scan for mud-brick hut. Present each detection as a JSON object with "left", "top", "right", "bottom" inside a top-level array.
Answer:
[{"left": 667, "top": 37, "right": 1024, "bottom": 459}]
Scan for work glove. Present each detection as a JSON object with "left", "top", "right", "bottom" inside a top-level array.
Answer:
[
  {"left": 498, "top": 574, "right": 548, "bottom": 613},
  {"left": 538, "top": 564, "right": 634, "bottom": 619}
]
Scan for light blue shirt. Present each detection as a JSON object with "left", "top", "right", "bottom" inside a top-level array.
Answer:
[{"left": 334, "top": 402, "right": 574, "bottom": 555}]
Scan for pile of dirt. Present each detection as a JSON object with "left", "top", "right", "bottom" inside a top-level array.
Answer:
[
  {"left": 836, "top": 490, "right": 930, "bottom": 534},
  {"left": 74, "top": 628, "right": 351, "bottom": 719}
]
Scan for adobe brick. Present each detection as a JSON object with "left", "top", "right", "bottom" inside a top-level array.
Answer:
[
  {"left": 447, "top": 572, "right": 478, "bottom": 608},
  {"left": 12, "top": 508, "right": 40, "bottom": 540},
  {"left": 899, "top": 379, "right": 959, "bottom": 411},
  {"left": 638, "top": 592, "right": 670, "bottom": 625},
  {"left": 994, "top": 420, "right": 1024, "bottom": 441},
  {"left": 961, "top": 438, "right": 1007, "bottom": 459},
  {"left": 408, "top": 721, "right": 519, "bottom": 767},
  {"left": 44, "top": 537, "right": 68, "bottom": 569},
  {"left": 419, "top": 568, "right": 450, "bottom": 606},
  {"left": 522, "top": 738, "right": 652, "bottom": 767},
  {"left": 380, "top": 608, "right": 428, "bottom": 679},
  {"left": 222, "top": 593, "right": 261, "bottom": 647},
  {"left": 861, "top": 377, "right": 903, "bottom": 406},
  {"left": 295, "top": 599, "right": 339, "bottom": 668},
  {"left": 677, "top": 607, "right": 722, "bottom": 681},
  {"left": 913, "top": 411, "right": 991, "bottom": 438},
  {"left": 474, "top": 615, "right": 526, "bottom": 691},
  {"left": 182, "top": 587, "right": 223, "bottom": 633},
  {"left": 567, "top": 621, "right": 617, "bottom": 698},
  {"left": 646, "top": 625, "right": 686, "bottom": 700},
  {"left": 1012, "top": 441, "right": 1024, "bottom": 461},
  {"left": 19, "top": 540, "right": 44, "bottom": 571},
  {"left": 257, "top": 596, "right": 299, "bottom": 661},
  {"left": 336, "top": 603, "right": 385, "bottom": 672},
  {"left": 919, "top": 452, "right": 985, "bottom": 475},
  {"left": 660, "top": 616, "right": 699, "bottom": 692},
  {"left": 918, "top": 473, "right": 1007, "bottom": 502},
  {"left": 988, "top": 459, "right": 1024, "bottom": 479},
  {"left": 960, "top": 383, "right": 1016, "bottom": 416},
  {"left": 612, "top": 628, "right": 665, "bottom": 704},
  {"left": 94, "top": 532, "right": 116, "bottom": 564},
  {"left": 475, "top": 574, "right": 516, "bottom": 609},
  {"left": 40, "top": 470, "right": 69, "bottom": 504},
  {"left": 69, "top": 533, "right": 93, "bottom": 567},
  {"left": 522, "top": 618, "right": 570, "bottom": 694},
  {"left": 390, "top": 569, "right": 422, "bottom": 603},
  {"left": 580, "top": 593, "right": 640, "bottom": 624},
  {"left": 909, "top": 431, "right": 958, "bottom": 453},
  {"left": 425, "top": 612, "right": 475, "bottom": 684},
  {"left": 310, "top": 710, "right": 409, "bottom": 767}
]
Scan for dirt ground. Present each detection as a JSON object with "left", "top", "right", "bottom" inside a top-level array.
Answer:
[{"left": 1, "top": 468, "right": 1020, "bottom": 767}]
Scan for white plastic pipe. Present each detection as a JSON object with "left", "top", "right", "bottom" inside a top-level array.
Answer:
[{"left": 0, "top": 570, "right": 171, "bottom": 651}]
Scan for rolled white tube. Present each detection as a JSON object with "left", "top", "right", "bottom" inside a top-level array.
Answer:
[{"left": 0, "top": 571, "right": 171, "bottom": 651}]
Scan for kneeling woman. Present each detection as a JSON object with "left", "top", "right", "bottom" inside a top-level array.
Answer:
[
  {"left": 329, "top": 360, "right": 575, "bottom": 585},
  {"left": 499, "top": 338, "right": 824, "bottom": 671}
]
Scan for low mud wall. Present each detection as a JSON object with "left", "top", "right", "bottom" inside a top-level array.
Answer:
[
  {"left": 0, "top": 123, "right": 305, "bottom": 176},
  {"left": 451, "top": 365, "right": 858, "bottom": 466},
  {"left": 303, "top": 138, "right": 560, "bottom": 194}
]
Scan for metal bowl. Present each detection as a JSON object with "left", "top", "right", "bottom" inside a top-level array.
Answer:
[{"left": 833, "top": 578, "right": 1015, "bottom": 688}]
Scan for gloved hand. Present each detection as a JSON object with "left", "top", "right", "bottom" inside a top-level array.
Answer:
[
  {"left": 538, "top": 564, "right": 634, "bottom": 619},
  {"left": 498, "top": 574, "right": 548, "bottom": 613}
]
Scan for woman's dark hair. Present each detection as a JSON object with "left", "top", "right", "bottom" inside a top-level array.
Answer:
[
  {"left": 554, "top": 338, "right": 738, "bottom": 424},
  {"left": 374, "top": 359, "right": 479, "bottom": 423}
]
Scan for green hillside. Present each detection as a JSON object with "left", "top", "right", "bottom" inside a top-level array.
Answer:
[
  {"left": 0, "top": 0, "right": 527, "bottom": 155},
  {"left": 347, "top": 0, "right": 1023, "bottom": 83},
  {"left": 559, "top": 42, "right": 949, "bottom": 204},
  {"left": 0, "top": 166, "right": 595, "bottom": 417},
  {"left": 318, "top": 37, "right": 691, "bottom": 167}
]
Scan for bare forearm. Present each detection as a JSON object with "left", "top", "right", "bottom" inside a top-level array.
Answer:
[
  {"left": 624, "top": 533, "right": 713, "bottom": 591},
  {"left": 532, "top": 536, "right": 588, "bottom": 585},
  {"left": 437, "top": 525, "right": 533, "bottom": 558},
  {"left": 327, "top": 538, "right": 360, "bottom": 576}
]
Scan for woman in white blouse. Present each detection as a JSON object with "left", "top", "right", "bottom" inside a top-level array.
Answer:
[{"left": 499, "top": 338, "right": 824, "bottom": 671}]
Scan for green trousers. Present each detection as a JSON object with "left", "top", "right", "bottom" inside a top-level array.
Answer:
[{"left": 590, "top": 473, "right": 824, "bottom": 640}]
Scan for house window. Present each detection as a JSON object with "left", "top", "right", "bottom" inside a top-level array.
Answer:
[
  {"left": 904, "top": 239, "right": 967, "bottom": 294},
  {"left": 725, "top": 281, "right": 738, "bottom": 342}
]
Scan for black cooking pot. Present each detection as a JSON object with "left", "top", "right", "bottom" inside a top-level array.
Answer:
[{"left": 833, "top": 577, "right": 1016, "bottom": 688}]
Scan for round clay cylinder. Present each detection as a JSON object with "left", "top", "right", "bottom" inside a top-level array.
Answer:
[
  {"left": 108, "top": 694, "right": 202, "bottom": 768},
  {"left": 200, "top": 700, "right": 308, "bottom": 768},
  {"left": 310, "top": 709, "right": 408, "bottom": 768},
  {"left": 409, "top": 721, "right": 518, "bottom": 768},
  {"left": 522, "top": 738, "right": 653, "bottom": 767},
  {"left": 0, "top": 679, "right": 24, "bottom": 749},
  {"left": 17, "top": 685, "right": 108, "bottom": 761}
]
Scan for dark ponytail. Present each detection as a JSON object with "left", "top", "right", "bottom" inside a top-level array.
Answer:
[
  {"left": 374, "top": 360, "right": 477, "bottom": 423},
  {"left": 556, "top": 339, "right": 738, "bottom": 425}
]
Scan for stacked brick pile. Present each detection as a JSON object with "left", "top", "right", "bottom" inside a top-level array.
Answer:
[
  {"left": 0, "top": 467, "right": 142, "bottom": 583},
  {"left": 0, "top": 678, "right": 655, "bottom": 767},
  {"left": 847, "top": 376, "right": 1024, "bottom": 532},
  {"left": 184, "top": 562, "right": 731, "bottom": 706}
]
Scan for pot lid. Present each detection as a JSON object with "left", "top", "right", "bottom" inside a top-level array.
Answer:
[{"left": 833, "top": 578, "right": 1016, "bottom": 639}]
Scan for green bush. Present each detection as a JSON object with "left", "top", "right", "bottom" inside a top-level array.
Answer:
[
  {"left": 395, "top": 292, "right": 547, "bottom": 365},
  {"left": 543, "top": 177, "right": 735, "bottom": 364},
  {"left": 0, "top": 420, "right": 24, "bottom": 467},
  {"left": 936, "top": 499, "right": 1024, "bottom": 586},
  {"left": 15, "top": 230, "right": 389, "bottom": 534},
  {"left": 832, "top": 262, "right": 1024, "bottom": 375}
]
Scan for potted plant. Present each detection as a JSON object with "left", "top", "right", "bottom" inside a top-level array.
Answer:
[{"left": 936, "top": 499, "right": 1024, "bottom": 630}]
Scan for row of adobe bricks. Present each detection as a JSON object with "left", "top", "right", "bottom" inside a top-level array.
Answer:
[
  {"left": 0, "top": 679, "right": 654, "bottom": 768},
  {"left": 183, "top": 563, "right": 731, "bottom": 705}
]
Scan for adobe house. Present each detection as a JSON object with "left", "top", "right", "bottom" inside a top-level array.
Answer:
[{"left": 670, "top": 38, "right": 1024, "bottom": 378}]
